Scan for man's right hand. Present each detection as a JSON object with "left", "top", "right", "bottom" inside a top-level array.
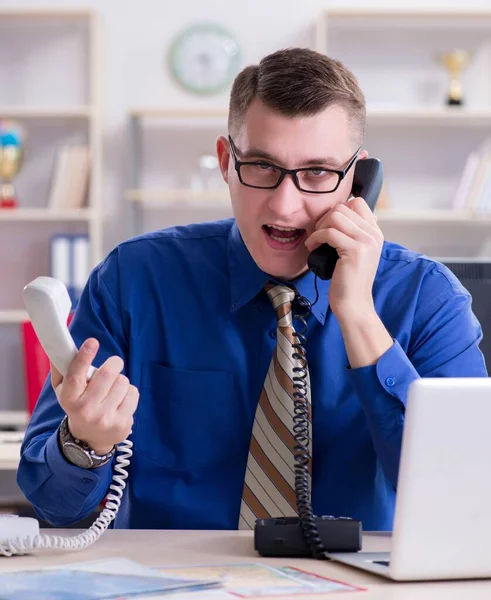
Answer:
[{"left": 50, "top": 338, "right": 139, "bottom": 455}]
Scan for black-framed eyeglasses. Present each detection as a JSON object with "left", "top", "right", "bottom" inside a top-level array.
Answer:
[{"left": 228, "top": 135, "right": 360, "bottom": 194}]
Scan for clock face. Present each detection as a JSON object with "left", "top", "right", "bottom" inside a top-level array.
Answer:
[{"left": 169, "top": 24, "right": 241, "bottom": 95}]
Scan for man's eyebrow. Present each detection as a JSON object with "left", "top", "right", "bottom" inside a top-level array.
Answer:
[{"left": 240, "top": 146, "right": 344, "bottom": 168}]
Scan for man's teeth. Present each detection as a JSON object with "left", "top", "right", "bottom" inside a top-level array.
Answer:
[
  {"left": 270, "top": 233, "right": 300, "bottom": 243},
  {"left": 267, "top": 224, "right": 298, "bottom": 231}
]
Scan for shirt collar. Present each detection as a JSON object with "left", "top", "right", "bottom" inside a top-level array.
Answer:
[{"left": 227, "top": 220, "right": 330, "bottom": 324}]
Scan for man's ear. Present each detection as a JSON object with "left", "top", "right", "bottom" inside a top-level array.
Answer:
[
  {"left": 358, "top": 149, "right": 369, "bottom": 160},
  {"left": 216, "top": 135, "right": 230, "bottom": 183}
]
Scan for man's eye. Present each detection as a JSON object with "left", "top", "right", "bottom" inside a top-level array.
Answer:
[
  {"left": 306, "top": 169, "right": 328, "bottom": 177},
  {"left": 257, "top": 162, "right": 274, "bottom": 171}
]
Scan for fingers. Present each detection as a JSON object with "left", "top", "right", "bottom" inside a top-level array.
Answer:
[
  {"left": 50, "top": 362, "right": 63, "bottom": 390},
  {"left": 61, "top": 338, "right": 100, "bottom": 403},
  {"left": 306, "top": 227, "right": 357, "bottom": 253},
  {"left": 316, "top": 199, "right": 377, "bottom": 233},
  {"left": 115, "top": 384, "right": 140, "bottom": 428},
  {"left": 80, "top": 355, "right": 125, "bottom": 406},
  {"left": 307, "top": 199, "right": 382, "bottom": 252},
  {"left": 347, "top": 196, "right": 378, "bottom": 226},
  {"left": 94, "top": 382, "right": 139, "bottom": 445}
]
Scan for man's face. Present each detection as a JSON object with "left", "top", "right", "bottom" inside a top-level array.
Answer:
[{"left": 217, "top": 99, "right": 363, "bottom": 280}]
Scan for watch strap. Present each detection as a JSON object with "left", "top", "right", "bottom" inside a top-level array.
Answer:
[{"left": 59, "top": 415, "right": 116, "bottom": 469}]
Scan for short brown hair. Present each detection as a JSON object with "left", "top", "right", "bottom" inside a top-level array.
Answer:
[{"left": 228, "top": 47, "right": 366, "bottom": 145}]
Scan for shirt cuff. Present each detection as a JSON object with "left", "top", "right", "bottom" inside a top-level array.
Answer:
[
  {"left": 45, "top": 426, "right": 114, "bottom": 514},
  {"left": 346, "top": 339, "right": 420, "bottom": 414}
]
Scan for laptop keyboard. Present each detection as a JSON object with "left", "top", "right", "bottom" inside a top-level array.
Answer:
[{"left": 373, "top": 560, "right": 390, "bottom": 566}]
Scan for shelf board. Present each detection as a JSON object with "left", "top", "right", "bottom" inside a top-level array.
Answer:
[
  {"left": 0, "top": 208, "right": 94, "bottom": 222},
  {"left": 375, "top": 209, "right": 491, "bottom": 223},
  {"left": 0, "top": 106, "right": 93, "bottom": 119},
  {"left": 0, "top": 431, "right": 23, "bottom": 471},
  {"left": 323, "top": 10, "right": 491, "bottom": 30},
  {"left": 128, "top": 107, "right": 491, "bottom": 127},
  {"left": 0, "top": 310, "right": 28, "bottom": 324},
  {"left": 367, "top": 108, "right": 491, "bottom": 126},
  {"left": 0, "top": 411, "right": 28, "bottom": 429},
  {"left": 125, "top": 195, "right": 491, "bottom": 223},
  {"left": 325, "top": 9, "right": 491, "bottom": 19},
  {"left": 130, "top": 108, "right": 227, "bottom": 119},
  {"left": 126, "top": 188, "right": 230, "bottom": 206},
  {"left": 0, "top": 8, "right": 94, "bottom": 19}
]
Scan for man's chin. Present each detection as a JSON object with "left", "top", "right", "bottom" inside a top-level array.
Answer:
[{"left": 263, "top": 261, "right": 309, "bottom": 281}]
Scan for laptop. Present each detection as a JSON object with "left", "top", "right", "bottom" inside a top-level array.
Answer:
[{"left": 330, "top": 377, "right": 491, "bottom": 581}]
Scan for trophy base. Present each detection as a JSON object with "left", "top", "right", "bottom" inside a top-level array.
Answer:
[
  {"left": 447, "top": 97, "right": 463, "bottom": 106},
  {"left": 0, "top": 197, "right": 18, "bottom": 209}
]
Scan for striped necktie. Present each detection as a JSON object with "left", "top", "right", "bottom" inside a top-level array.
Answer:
[{"left": 238, "top": 283, "right": 312, "bottom": 530}]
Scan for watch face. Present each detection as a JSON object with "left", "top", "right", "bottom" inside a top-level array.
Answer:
[
  {"left": 64, "top": 443, "right": 92, "bottom": 469},
  {"left": 168, "top": 23, "right": 241, "bottom": 95}
]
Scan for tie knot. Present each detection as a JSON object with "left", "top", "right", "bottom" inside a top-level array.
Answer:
[{"left": 265, "top": 284, "right": 296, "bottom": 326}]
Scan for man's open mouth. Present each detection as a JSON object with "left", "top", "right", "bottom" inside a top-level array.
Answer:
[{"left": 263, "top": 224, "right": 306, "bottom": 244}]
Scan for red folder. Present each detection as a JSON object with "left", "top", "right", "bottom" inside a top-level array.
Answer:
[{"left": 21, "top": 314, "right": 73, "bottom": 415}]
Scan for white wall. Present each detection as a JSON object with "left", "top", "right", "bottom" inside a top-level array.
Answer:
[{"left": 3, "top": 0, "right": 491, "bottom": 255}]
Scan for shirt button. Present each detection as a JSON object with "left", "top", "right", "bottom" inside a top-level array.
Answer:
[
  {"left": 82, "top": 478, "right": 92, "bottom": 484},
  {"left": 269, "top": 330, "right": 277, "bottom": 339},
  {"left": 385, "top": 377, "right": 396, "bottom": 387}
]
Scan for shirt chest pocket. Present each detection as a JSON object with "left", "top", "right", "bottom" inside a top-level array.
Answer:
[{"left": 134, "top": 362, "right": 236, "bottom": 472}]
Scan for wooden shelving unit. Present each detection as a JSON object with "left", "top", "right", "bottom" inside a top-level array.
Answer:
[
  {"left": 0, "top": 8, "right": 104, "bottom": 426},
  {"left": 311, "top": 8, "right": 491, "bottom": 255}
]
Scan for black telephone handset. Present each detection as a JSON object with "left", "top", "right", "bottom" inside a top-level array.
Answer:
[{"left": 307, "top": 158, "right": 384, "bottom": 280}]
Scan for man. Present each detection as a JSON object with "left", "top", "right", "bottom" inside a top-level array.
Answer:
[{"left": 17, "top": 48, "right": 487, "bottom": 532}]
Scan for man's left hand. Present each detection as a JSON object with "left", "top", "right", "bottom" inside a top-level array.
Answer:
[{"left": 305, "top": 197, "right": 384, "bottom": 320}]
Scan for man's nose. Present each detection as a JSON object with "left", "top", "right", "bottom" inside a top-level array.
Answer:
[{"left": 267, "top": 174, "right": 304, "bottom": 217}]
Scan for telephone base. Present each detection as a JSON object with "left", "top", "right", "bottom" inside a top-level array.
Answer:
[
  {"left": 254, "top": 515, "right": 362, "bottom": 558},
  {"left": 0, "top": 516, "right": 39, "bottom": 555}
]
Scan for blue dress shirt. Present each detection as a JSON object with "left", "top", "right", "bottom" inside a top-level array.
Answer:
[{"left": 17, "top": 218, "right": 487, "bottom": 531}]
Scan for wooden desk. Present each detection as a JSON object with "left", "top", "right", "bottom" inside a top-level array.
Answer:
[{"left": 1, "top": 529, "right": 491, "bottom": 598}]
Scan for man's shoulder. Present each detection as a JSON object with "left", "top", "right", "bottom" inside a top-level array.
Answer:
[
  {"left": 378, "top": 240, "right": 468, "bottom": 297},
  {"left": 118, "top": 217, "right": 234, "bottom": 251},
  {"left": 95, "top": 218, "right": 234, "bottom": 280}
]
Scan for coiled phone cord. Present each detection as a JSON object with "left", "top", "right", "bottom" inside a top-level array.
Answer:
[
  {"left": 291, "top": 276, "right": 330, "bottom": 560},
  {"left": 0, "top": 438, "right": 133, "bottom": 557}
]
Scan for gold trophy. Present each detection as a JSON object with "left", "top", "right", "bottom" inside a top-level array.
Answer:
[
  {"left": 437, "top": 49, "right": 472, "bottom": 106},
  {"left": 0, "top": 120, "right": 25, "bottom": 209}
]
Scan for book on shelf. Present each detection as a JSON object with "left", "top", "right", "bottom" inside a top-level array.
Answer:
[
  {"left": 453, "top": 138, "right": 491, "bottom": 214},
  {"left": 47, "top": 145, "right": 91, "bottom": 210},
  {"left": 50, "top": 233, "right": 90, "bottom": 308},
  {"left": 21, "top": 313, "right": 73, "bottom": 414}
]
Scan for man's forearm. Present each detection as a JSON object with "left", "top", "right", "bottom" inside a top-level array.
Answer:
[{"left": 337, "top": 307, "right": 394, "bottom": 369}]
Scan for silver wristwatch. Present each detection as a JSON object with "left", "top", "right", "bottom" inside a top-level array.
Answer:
[{"left": 59, "top": 415, "right": 116, "bottom": 469}]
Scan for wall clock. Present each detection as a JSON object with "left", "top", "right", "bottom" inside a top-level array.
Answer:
[{"left": 168, "top": 23, "right": 241, "bottom": 95}]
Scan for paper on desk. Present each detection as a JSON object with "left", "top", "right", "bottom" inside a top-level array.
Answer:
[
  {"left": 0, "top": 557, "right": 221, "bottom": 600},
  {"left": 156, "top": 563, "right": 365, "bottom": 597}
]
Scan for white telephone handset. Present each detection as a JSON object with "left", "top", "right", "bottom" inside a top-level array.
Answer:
[{"left": 0, "top": 277, "right": 132, "bottom": 557}]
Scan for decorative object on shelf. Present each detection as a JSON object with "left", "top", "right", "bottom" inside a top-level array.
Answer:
[
  {"left": 192, "top": 153, "right": 221, "bottom": 191},
  {"left": 168, "top": 23, "right": 241, "bottom": 95},
  {"left": 436, "top": 49, "right": 472, "bottom": 106},
  {"left": 47, "top": 145, "right": 90, "bottom": 209},
  {"left": 0, "top": 119, "right": 25, "bottom": 209},
  {"left": 453, "top": 137, "right": 491, "bottom": 214}
]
